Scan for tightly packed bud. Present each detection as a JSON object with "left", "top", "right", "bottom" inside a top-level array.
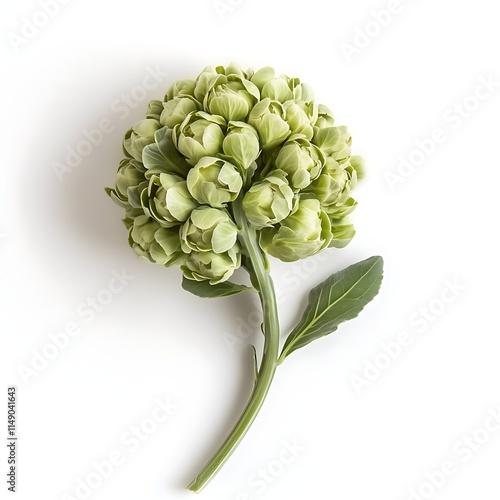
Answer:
[
  {"left": 348, "top": 155, "right": 365, "bottom": 181},
  {"left": 329, "top": 221, "right": 356, "bottom": 248},
  {"left": 288, "top": 77, "right": 315, "bottom": 101},
  {"left": 248, "top": 98, "right": 291, "bottom": 150},
  {"left": 318, "top": 156, "right": 364, "bottom": 236},
  {"left": 304, "top": 156, "right": 360, "bottom": 211},
  {"left": 173, "top": 111, "right": 226, "bottom": 166},
  {"left": 222, "top": 121, "right": 260, "bottom": 170},
  {"left": 314, "top": 104, "right": 335, "bottom": 128},
  {"left": 113, "top": 158, "right": 147, "bottom": 203},
  {"left": 129, "top": 215, "right": 162, "bottom": 262},
  {"left": 123, "top": 119, "right": 161, "bottom": 161},
  {"left": 181, "top": 247, "right": 241, "bottom": 284},
  {"left": 261, "top": 76, "right": 294, "bottom": 103},
  {"left": 150, "top": 227, "right": 186, "bottom": 266},
  {"left": 187, "top": 157, "right": 243, "bottom": 208},
  {"left": 128, "top": 215, "right": 184, "bottom": 266},
  {"left": 260, "top": 199, "right": 332, "bottom": 262},
  {"left": 193, "top": 67, "right": 221, "bottom": 102},
  {"left": 165, "top": 79, "right": 197, "bottom": 101},
  {"left": 283, "top": 100, "right": 317, "bottom": 140},
  {"left": 313, "top": 125, "right": 351, "bottom": 160},
  {"left": 204, "top": 74, "right": 260, "bottom": 122},
  {"left": 181, "top": 207, "right": 238, "bottom": 254},
  {"left": 275, "top": 136, "right": 325, "bottom": 190},
  {"left": 144, "top": 173, "right": 198, "bottom": 226},
  {"left": 250, "top": 66, "right": 276, "bottom": 91},
  {"left": 106, "top": 159, "right": 147, "bottom": 220},
  {"left": 242, "top": 170, "right": 294, "bottom": 229},
  {"left": 146, "top": 100, "right": 164, "bottom": 121},
  {"left": 160, "top": 96, "right": 200, "bottom": 129}
]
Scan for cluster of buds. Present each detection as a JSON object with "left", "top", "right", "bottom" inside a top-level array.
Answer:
[{"left": 107, "top": 64, "right": 364, "bottom": 283}]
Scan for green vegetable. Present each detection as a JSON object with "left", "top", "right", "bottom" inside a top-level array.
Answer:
[
  {"left": 106, "top": 63, "right": 384, "bottom": 493},
  {"left": 180, "top": 207, "right": 238, "bottom": 254},
  {"left": 160, "top": 96, "right": 199, "bottom": 128},
  {"left": 259, "top": 198, "right": 332, "bottom": 262},
  {"left": 143, "top": 173, "right": 197, "bottom": 226},
  {"left": 222, "top": 121, "right": 260, "bottom": 171},
  {"left": 172, "top": 111, "right": 225, "bottom": 166},
  {"left": 274, "top": 135, "right": 325, "bottom": 190},
  {"left": 123, "top": 118, "right": 161, "bottom": 161},
  {"left": 247, "top": 98, "right": 291, "bottom": 149},
  {"left": 186, "top": 156, "right": 243, "bottom": 208},
  {"left": 242, "top": 169, "right": 294, "bottom": 229}
]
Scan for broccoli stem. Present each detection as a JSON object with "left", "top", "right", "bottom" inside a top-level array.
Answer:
[{"left": 186, "top": 197, "right": 280, "bottom": 493}]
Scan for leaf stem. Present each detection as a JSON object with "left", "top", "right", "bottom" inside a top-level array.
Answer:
[{"left": 186, "top": 197, "right": 280, "bottom": 493}]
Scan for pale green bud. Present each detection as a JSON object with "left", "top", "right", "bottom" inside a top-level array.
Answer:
[
  {"left": 304, "top": 156, "right": 357, "bottom": 209},
  {"left": 128, "top": 216, "right": 157, "bottom": 262},
  {"left": 160, "top": 96, "right": 200, "bottom": 128},
  {"left": 181, "top": 206, "right": 238, "bottom": 254},
  {"left": 303, "top": 171, "right": 352, "bottom": 208},
  {"left": 173, "top": 111, "right": 226, "bottom": 166},
  {"left": 186, "top": 157, "right": 243, "bottom": 208},
  {"left": 165, "top": 79, "right": 196, "bottom": 100},
  {"left": 129, "top": 214, "right": 159, "bottom": 254},
  {"left": 248, "top": 98, "right": 291, "bottom": 150},
  {"left": 260, "top": 199, "right": 332, "bottom": 262},
  {"left": 329, "top": 220, "right": 356, "bottom": 248},
  {"left": 194, "top": 67, "right": 223, "bottom": 102},
  {"left": 317, "top": 156, "right": 364, "bottom": 220},
  {"left": 242, "top": 170, "right": 294, "bottom": 229},
  {"left": 313, "top": 125, "right": 352, "bottom": 160},
  {"left": 324, "top": 156, "right": 359, "bottom": 194},
  {"left": 222, "top": 121, "right": 260, "bottom": 170},
  {"left": 261, "top": 76, "right": 293, "bottom": 103},
  {"left": 283, "top": 100, "right": 317, "bottom": 140},
  {"left": 129, "top": 215, "right": 185, "bottom": 266},
  {"left": 224, "top": 62, "right": 247, "bottom": 78},
  {"left": 325, "top": 197, "right": 358, "bottom": 221},
  {"left": 275, "top": 136, "right": 325, "bottom": 190},
  {"left": 182, "top": 246, "right": 240, "bottom": 284},
  {"left": 146, "top": 100, "right": 164, "bottom": 120},
  {"left": 150, "top": 227, "right": 186, "bottom": 266},
  {"left": 288, "top": 78, "right": 315, "bottom": 101},
  {"left": 250, "top": 66, "right": 275, "bottom": 90},
  {"left": 114, "top": 158, "right": 147, "bottom": 202},
  {"left": 123, "top": 119, "right": 161, "bottom": 161},
  {"left": 106, "top": 159, "right": 147, "bottom": 219},
  {"left": 349, "top": 155, "right": 365, "bottom": 181},
  {"left": 204, "top": 74, "right": 260, "bottom": 122},
  {"left": 314, "top": 104, "right": 335, "bottom": 128},
  {"left": 109, "top": 158, "right": 149, "bottom": 217},
  {"left": 143, "top": 173, "right": 197, "bottom": 226}
]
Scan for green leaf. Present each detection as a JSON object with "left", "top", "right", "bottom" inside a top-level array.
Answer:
[
  {"left": 279, "top": 255, "right": 384, "bottom": 362},
  {"left": 182, "top": 276, "right": 254, "bottom": 298}
]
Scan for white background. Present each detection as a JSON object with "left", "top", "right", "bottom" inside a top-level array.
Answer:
[{"left": 1, "top": 0, "right": 500, "bottom": 499}]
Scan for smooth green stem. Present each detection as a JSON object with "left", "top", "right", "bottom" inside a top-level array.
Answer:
[{"left": 186, "top": 198, "right": 280, "bottom": 493}]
